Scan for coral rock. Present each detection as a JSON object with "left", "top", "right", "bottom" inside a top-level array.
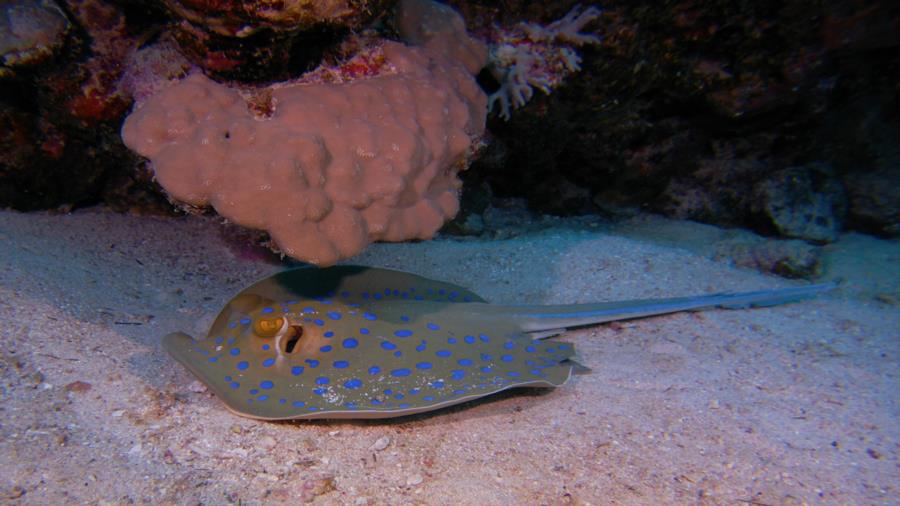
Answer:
[
  {"left": 0, "top": 0, "right": 69, "bottom": 74},
  {"left": 122, "top": 41, "right": 486, "bottom": 265},
  {"left": 752, "top": 163, "right": 847, "bottom": 243},
  {"left": 164, "top": 0, "right": 394, "bottom": 80}
]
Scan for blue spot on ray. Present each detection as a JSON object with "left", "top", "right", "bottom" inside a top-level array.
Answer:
[
  {"left": 236, "top": 361, "right": 249, "bottom": 370},
  {"left": 333, "top": 360, "right": 349, "bottom": 369},
  {"left": 260, "top": 380, "right": 274, "bottom": 389},
  {"left": 394, "top": 329, "right": 413, "bottom": 337},
  {"left": 342, "top": 338, "right": 359, "bottom": 349},
  {"left": 391, "top": 368, "right": 412, "bottom": 377}
]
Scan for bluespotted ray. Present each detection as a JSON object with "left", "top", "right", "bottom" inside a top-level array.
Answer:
[{"left": 164, "top": 266, "right": 834, "bottom": 420}]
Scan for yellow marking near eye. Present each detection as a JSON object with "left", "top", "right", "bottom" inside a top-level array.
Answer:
[{"left": 253, "top": 317, "right": 284, "bottom": 337}]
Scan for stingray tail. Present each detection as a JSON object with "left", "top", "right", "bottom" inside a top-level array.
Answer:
[{"left": 504, "top": 281, "right": 838, "bottom": 332}]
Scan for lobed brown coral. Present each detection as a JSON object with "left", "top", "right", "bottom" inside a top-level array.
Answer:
[{"left": 122, "top": 36, "right": 486, "bottom": 265}]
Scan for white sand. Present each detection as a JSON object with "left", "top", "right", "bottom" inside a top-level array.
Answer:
[{"left": 0, "top": 208, "right": 896, "bottom": 505}]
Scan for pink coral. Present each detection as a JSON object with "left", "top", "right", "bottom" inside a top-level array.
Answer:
[{"left": 121, "top": 34, "right": 486, "bottom": 265}]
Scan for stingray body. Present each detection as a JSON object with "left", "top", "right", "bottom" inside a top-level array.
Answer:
[{"left": 164, "top": 266, "right": 833, "bottom": 420}]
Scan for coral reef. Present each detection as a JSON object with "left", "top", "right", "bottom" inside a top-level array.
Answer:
[
  {"left": 122, "top": 0, "right": 487, "bottom": 265},
  {"left": 486, "top": 5, "right": 601, "bottom": 120},
  {"left": 0, "top": 0, "right": 69, "bottom": 75},
  {"left": 162, "top": 0, "right": 394, "bottom": 80},
  {"left": 0, "top": 0, "right": 176, "bottom": 211},
  {"left": 1, "top": 0, "right": 897, "bottom": 246},
  {"left": 456, "top": 0, "right": 900, "bottom": 241}
]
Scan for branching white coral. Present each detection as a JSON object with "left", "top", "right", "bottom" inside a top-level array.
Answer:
[
  {"left": 487, "top": 5, "right": 602, "bottom": 120},
  {"left": 519, "top": 5, "right": 602, "bottom": 46}
]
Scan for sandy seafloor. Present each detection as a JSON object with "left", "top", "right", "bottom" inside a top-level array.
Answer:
[{"left": 0, "top": 207, "right": 896, "bottom": 506}]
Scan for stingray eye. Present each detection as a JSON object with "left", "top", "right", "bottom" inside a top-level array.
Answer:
[{"left": 252, "top": 316, "right": 284, "bottom": 337}]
